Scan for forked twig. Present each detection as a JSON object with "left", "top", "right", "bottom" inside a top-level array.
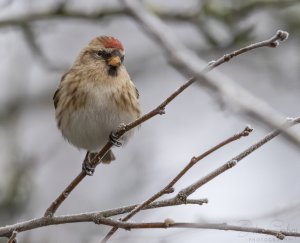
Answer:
[
  {"left": 0, "top": 198, "right": 207, "bottom": 237},
  {"left": 102, "top": 118, "right": 300, "bottom": 241},
  {"left": 101, "top": 126, "right": 253, "bottom": 241}
]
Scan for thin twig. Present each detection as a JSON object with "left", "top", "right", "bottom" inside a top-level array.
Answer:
[
  {"left": 2, "top": 217, "right": 300, "bottom": 240},
  {"left": 44, "top": 27, "right": 287, "bottom": 219},
  {"left": 178, "top": 117, "right": 300, "bottom": 199},
  {"left": 95, "top": 217, "right": 300, "bottom": 240},
  {"left": 0, "top": 198, "right": 207, "bottom": 237},
  {"left": 101, "top": 126, "right": 253, "bottom": 242},
  {"left": 7, "top": 231, "right": 17, "bottom": 243}
]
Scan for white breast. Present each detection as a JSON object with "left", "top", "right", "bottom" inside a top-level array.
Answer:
[{"left": 61, "top": 77, "right": 136, "bottom": 152}]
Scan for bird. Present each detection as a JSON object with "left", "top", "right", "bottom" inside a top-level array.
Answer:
[{"left": 53, "top": 36, "right": 141, "bottom": 175}]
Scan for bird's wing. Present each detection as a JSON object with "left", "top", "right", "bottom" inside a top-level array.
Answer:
[
  {"left": 53, "top": 71, "right": 69, "bottom": 109},
  {"left": 53, "top": 89, "right": 59, "bottom": 109},
  {"left": 135, "top": 87, "right": 139, "bottom": 99}
]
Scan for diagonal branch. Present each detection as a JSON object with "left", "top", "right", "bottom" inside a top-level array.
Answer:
[
  {"left": 44, "top": 76, "right": 194, "bottom": 217},
  {"left": 121, "top": 0, "right": 300, "bottom": 148},
  {"left": 178, "top": 117, "right": 300, "bottom": 199}
]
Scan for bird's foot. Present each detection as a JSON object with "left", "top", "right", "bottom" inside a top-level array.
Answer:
[
  {"left": 82, "top": 152, "right": 95, "bottom": 176},
  {"left": 109, "top": 131, "right": 122, "bottom": 147},
  {"left": 82, "top": 162, "right": 95, "bottom": 176}
]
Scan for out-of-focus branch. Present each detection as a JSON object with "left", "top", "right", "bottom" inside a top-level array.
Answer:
[
  {"left": 0, "top": 1, "right": 297, "bottom": 27},
  {"left": 254, "top": 200, "right": 300, "bottom": 220},
  {"left": 1, "top": 1, "right": 298, "bottom": 67},
  {"left": 0, "top": 0, "right": 14, "bottom": 9},
  {"left": 0, "top": 7, "right": 126, "bottom": 28},
  {"left": 0, "top": 5, "right": 125, "bottom": 71},
  {"left": 231, "top": 0, "right": 299, "bottom": 18},
  {"left": 150, "top": 0, "right": 299, "bottom": 21},
  {"left": 121, "top": 0, "right": 300, "bottom": 147},
  {"left": 19, "top": 23, "right": 64, "bottom": 71},
  {"left": 101, "top": 126, "right": 253, "bottom": 242}
]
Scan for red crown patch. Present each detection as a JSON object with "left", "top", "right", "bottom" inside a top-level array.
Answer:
[{"left": 99, "top": 36, "right": 124, "bottom": 51}]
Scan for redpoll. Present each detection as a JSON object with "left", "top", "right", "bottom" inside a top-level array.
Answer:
[{"left": 53, "top": 36, "right": 141, "bottom": 175}]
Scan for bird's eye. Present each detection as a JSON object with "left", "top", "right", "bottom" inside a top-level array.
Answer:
[
  {"left": 96, "top": 50, "right": 111, "bottom": 59},
  {"left": 120, "top": 55, "right": 124, "bottom": 62}
]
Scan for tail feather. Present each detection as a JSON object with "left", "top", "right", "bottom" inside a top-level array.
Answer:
[
  {"left": 86, "top": 149, "right": 115, "bottom": 165},
  {"left": 101, "top": 149, "right": 116, "bottom": 164}
]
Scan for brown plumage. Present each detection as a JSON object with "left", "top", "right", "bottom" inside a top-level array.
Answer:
[{"left": 53, "top": 36, "right": 140, "bottom": 172}]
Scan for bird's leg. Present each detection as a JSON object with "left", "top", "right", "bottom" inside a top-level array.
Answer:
[
  {"left": 109, "top": 123, "right": 126, "bottom": 147},
  {"left": 82, "top": 152, "right": 96, "bottom": 176}
]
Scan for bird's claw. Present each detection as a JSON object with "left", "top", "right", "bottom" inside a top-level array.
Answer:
[
  {"left": 82, "top": 152, "right": 95, "bottom": 176},
  {"left": 109, "top": 132, "right": 122, "bottom": 147},
  {"left": 82, "top": 161, "right": 95, "bottom": 176}
]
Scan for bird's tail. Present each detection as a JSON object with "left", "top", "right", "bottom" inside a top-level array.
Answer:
[{"left": 101, "top": 149, "right": 116, "bottom": 164}]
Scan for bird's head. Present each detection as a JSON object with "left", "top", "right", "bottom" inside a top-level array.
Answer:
[{"left": 74, "top": 36, "right": 125, "bottom": 77}]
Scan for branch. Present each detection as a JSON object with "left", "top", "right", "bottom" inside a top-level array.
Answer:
[
  {"left": 44, "top": 23, "right": 291, "bottom": 219},
  {"left": 0, "top": 1, "right": 297, "bottom": 28},
  {"left": 101, "top": 126, "right": 253, "bottom": 241},
  {"left": 7, "top": 231, "right": 17, "bottom": 243},
  {"left": 121, "top": 0, "right": 300, "bottom": 148},
  {"left": 0, "top": 197, "right": 207, "bottom": 237},
  {"left": 2, "top": 119, "right": 300, "bottom": 238},
  {"left": 232, "top": 0, "right": 300, "bottom": 18},
  {"left": 44, "top": 76, "right": 194, "bottom": 217},
  {"left": 19, "top": 22, "right": 63, "bottom": 71},
  {"left": 101, "top": 117, "right": 300, "bottom": 241},
  {"left": 178, "top": 117, "right": 300, "bottom": 199},
  {"left": 0, "top": 6, "right": 126, "bottom": 28},
  {"left": 95, "top": 217, "right": 300, "bottom": 240},
  {"left": 2, "top": 211, "right": 300, "bottom": 240}
]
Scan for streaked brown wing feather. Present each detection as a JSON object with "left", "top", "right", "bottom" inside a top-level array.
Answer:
[
  {"left": 135, "top": 87, "right": 139, "bottom": 99},
  {"left": 53, "top": 89, "right": 60, "bottom": 109},
  {"left": 53, "top": 71, "right": 69, "bottom": 109}
]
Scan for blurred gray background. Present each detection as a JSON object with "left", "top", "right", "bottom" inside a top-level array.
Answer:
[{"left": 0, "top": 0, "right": 300, "bottom": 242}]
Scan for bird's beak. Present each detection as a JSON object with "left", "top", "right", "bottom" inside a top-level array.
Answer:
[{"left": 108, "top": 56, "right": 121, "bottom": 67}]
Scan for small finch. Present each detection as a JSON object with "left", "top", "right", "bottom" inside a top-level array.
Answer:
[{"left": 53, "top": 36, "right": 141, "bottom": 175}]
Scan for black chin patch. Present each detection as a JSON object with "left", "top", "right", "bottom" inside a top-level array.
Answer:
[{"left": 108, "top": 66, "right": 118, "bottom": 76}]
